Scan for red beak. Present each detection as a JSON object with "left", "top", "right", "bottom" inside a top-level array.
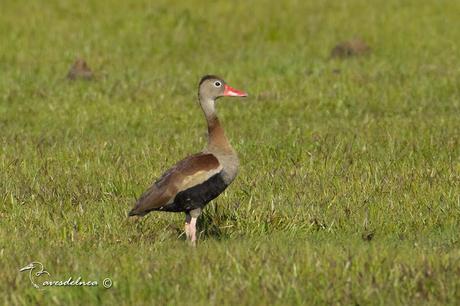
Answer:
[{"left": 224, "top": 84, "right": 248, "bottom": 97}]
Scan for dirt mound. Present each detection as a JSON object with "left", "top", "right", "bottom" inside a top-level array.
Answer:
[
  {"left": 330, "top": 39, "right": 371, "bottom": 58},
  {"left": 67, "top": 58, "right": 93, "bottom": 80}
]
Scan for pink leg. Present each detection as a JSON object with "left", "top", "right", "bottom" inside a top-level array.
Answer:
[
  {"left": 189, "top": 216, "right": 198, "bottom": 246},
  {"left": 185, "top": 213, "right": 191, "bottom": 240},
  {"left": 188, "top": 208, "right": 201, "bottom": 246}
]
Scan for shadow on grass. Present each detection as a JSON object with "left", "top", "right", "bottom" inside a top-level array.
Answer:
[
  {"left": 125, "top": 204, "right": 239, "bottom": 243},
  {"left": 197, "top": 207, "right": 238, "bottom": 241},
  {"left": 168, "top": 212, "right": 237, "bottom": 242}
]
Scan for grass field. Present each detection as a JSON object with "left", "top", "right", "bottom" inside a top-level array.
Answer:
[{"left": 1, "top": 0, "right": 460, "bottom": 305}]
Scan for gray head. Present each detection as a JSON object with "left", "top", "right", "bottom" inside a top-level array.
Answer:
[{"left": 198, "top": 75, "right": 248, "bottom": 101}]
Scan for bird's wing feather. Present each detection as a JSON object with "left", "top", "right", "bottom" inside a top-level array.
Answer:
[{"left": 129, "top": 153, "right": 221, "bottom": 215}]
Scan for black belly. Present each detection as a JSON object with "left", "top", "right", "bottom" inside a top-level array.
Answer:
[{"left": 155, "top": 172, "right": 228, "bottom": 212}]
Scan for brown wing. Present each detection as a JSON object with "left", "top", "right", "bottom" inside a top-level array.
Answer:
[{"left": 128, "top": 153, "right": 221, "bottom": 216}]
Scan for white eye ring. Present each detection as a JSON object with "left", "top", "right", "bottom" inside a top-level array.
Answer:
[{"left": 214, "top": 81, "right": 222, "bottom": 87}]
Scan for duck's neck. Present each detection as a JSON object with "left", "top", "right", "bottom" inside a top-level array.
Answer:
[{"left": 200, "top": 98, "right": 233, "bottom": 153}]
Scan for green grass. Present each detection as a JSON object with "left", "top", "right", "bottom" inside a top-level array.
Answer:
[{"left": 1, "top": 0, "right": 460, "bottom": 305}]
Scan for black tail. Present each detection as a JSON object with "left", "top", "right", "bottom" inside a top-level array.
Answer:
[
  {"left": 128, "top": 199, "right": 142, "bottom": 217},
  {"left": 128, "top": 210, "right": 137, "bottom": 217},
  {"left": 128, "top": 206, "right": 147, "bottom": 217}
]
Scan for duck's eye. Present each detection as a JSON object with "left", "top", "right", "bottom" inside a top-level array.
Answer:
[{"left": 214, "top": 81, "right": 222, "bottom": 87}]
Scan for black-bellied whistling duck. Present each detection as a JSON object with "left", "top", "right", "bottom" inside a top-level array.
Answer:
[{"left": 128, "top": 75, "right": 248, "bottom": 245}]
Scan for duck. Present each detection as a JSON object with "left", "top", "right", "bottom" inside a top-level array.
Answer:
[{"left": 128, "top": 75, "right": 248, "bottom": 245}]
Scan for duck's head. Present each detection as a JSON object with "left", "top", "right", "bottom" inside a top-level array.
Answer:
[{"left": 198, "top": 75, "right": 248, "bottom": 101}]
